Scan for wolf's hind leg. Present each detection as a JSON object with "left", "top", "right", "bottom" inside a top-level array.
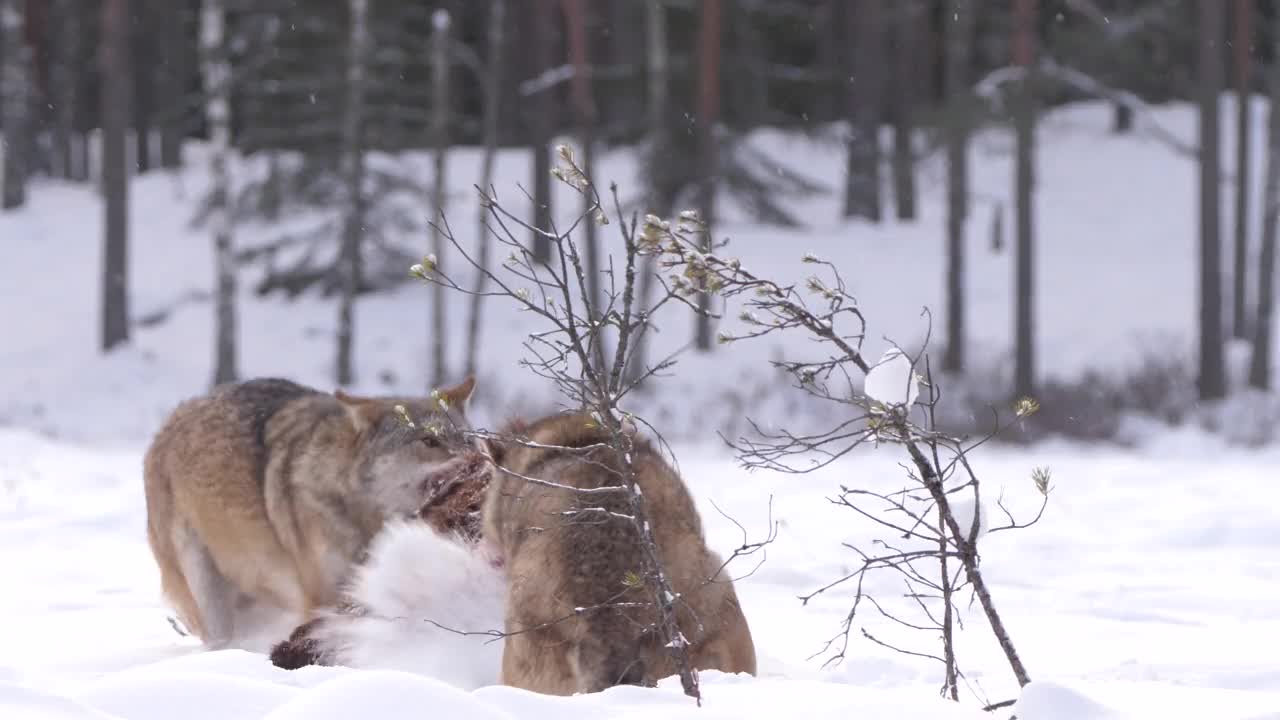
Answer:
[{"left": 173, "top": 523, "right": 238, "bottom": 649}]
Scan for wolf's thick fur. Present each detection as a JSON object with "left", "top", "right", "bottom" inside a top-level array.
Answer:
[
  {"left": 268, "top": 520, "right": 506, "bottom": 690},
  {"left": 143, "top": 375, "right": 477, "bottom": 650},
  {"left": 482, "top": 412, "right": 758, "bottom": 695}
]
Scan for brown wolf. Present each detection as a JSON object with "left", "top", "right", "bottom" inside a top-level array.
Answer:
[
  {"left": 143, "top": 375, "right": 477, "bottom": 651},
  {"left": 481, "top": 412, "right": 758, "bottom": 695}
]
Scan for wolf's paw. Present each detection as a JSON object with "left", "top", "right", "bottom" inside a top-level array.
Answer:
[{"left": 269, "top": 619, "right": 329, "bottom": 670}]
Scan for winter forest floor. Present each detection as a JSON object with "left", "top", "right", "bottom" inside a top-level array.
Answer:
[{"left": 2, "top": 98, "right": 1280, "bottom": 717}]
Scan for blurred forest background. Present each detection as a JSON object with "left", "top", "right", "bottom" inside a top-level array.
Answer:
[{"left": 2, "top": 0, "right": 1279, "bottom": 446}]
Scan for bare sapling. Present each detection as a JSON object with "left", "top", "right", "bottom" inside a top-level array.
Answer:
[
  {"left": 652, "top": 221, "right": 1049, "bottom": 706},
  {"left": 409, "top": 146, "right": 773, "bottom": 703}
]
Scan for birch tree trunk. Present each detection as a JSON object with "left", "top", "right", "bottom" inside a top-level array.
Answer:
[
  {"left": 464, "top": 0, "right": 505, "bottom": 378},
  {"left": 203, "top": 0, "right": 236, "bottom": 385},
  {"left": 694, "top": 0, "right": 721, "bottom": 352},
  {"left": 1, "top": 0, "right": 29, "bottom": 209},
  {"left": 100, "top": 0, "right": 131, "bottom": 351},
  {"left": 428, "top": 8, "right": 450, "bottom": 389},
  {"left": 1248, "top": 1, "right": 1279, "bottom": 390},
  {"left": 623, "top": 0, "right": 669, "bottom": 387},
  {"left": 336, "top": 0, "right": 370, "bottom": 386}
]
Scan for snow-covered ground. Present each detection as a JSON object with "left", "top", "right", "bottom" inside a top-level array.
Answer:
[
  {"left": 2, "top": 424, "right": 1280, "bottom": 718},
  {"left": 2, "top": 97, "right": 1279, "bottom": 717}
]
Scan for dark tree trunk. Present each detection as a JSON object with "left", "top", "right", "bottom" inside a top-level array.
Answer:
[
  {"left": 527, "top": 0, "right": 555, "bottom": 264},
  {"left": 1232, "top": 0, "right": 1252, "bottom": 339},
  {"left": 694, "top": 0, "right": 721, "bottom": 352},
  {"left": 1198, "top": 0, "right": 1227, "bottom": 400},
  {"left": 1012, "top": 0, "right": 1036, "bottom": 400},
  {"left": 428, "top": 8, "right": 450, "bottom": 389},
  {"left": 1, "top": 0, "right": 29, "bottom": 209},
  {"left": 604, "top": 0, "right": 642, "bottom": 139},
  {"left": 1249, "top": 0, "right": 1279, "bottom": 390},
  {"left": 158, "top": 0, "right": 187, "bottom": 168},
  {"left": 844, "top": 0, "right": 884, "bottom": 222},
  {"left": 943, "top": 0, "right": 974, "bottom": 374},
  {"left": 100, "top": 0, "right": 131, "bottom": 352},
  {"left": 1112, "top": 103, "right": 1134, "bottom": 133},
  {"left": 891, "top": 1, "right": 919, "bottom": 221},
  {"left": 49, "top": 0, "right": 78, "bottom": 179},
  {"left": 132, "top": 0, "right": 152, "bottom": 173},
  {"left": 336, "top": 0, "right": 369, "bottom": 386}
]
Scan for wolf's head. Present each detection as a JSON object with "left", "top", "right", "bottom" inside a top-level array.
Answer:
[{"left": 333, "top": 376, "right": 480, "bottom": 519}]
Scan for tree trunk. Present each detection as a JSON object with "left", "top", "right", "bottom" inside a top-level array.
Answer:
[
  {"left": 844, "top": 0, "right": 884, "bottom": 222},
  {"left": 527, "top": 0, "right": 554, "bottom": 264},
  {"left": 336, "top": 0, "right": 369, "bottom": 386},
  {"left": 891, "top": 1, "right": 918, "bottom": 221},
  {"left": 133, "top": 0, "right": 152, "bottom": 173},
  {"left": 49, "top": 0, "right": 77, "bottom": 179},
  {"left": 943, "top": 0, "right": 973, "bottom": 374},
  {"left": 1012, "top": 0, "right": 1036, "bottom": 400},
  {"left": 1, "top": 0, "right": 29, "bottom": 209},
  {"left": 203, "top": 0, "right": 236, "bottom": 385},
  {"left": 465, "top": 0, "right": 505, "bottom": 378},
  {"left": 158, "top": 0, "right": 186, "bottom": 168},
  {"left": 604, "top": 0, "right": 642, "bottom": 139},
  {"left": 1112, "top": 105, "right": 1134, "bottom": 133},
  {"left": 1232, "top": 0, "right": 1252, "bottom": 339},
  {"left": 1198, "top": 0, "right": 1227, "bottom": 400},
  {"left": 100, "top": 0, "right": 131, "bottom": 351},
  {"left": 1249, "top": 1, "right": 1279, "bottom": 390},
  {"left": 564, "top": 0, "right": 602, "bottom": 351},
  {"left": 428, "top": 9, "right": 450, "bottom": 389},
  {"left": 624, "top": 0, "right": 670, "bottom": 387},
  {"left": 694, "top": 0, "right": 721, "bottom": 352}
]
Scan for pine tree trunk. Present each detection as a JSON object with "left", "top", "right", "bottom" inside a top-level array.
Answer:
[
  {"left": 844, "top": 0, "right": 883, "bottom": 222},
  {"left": 465, "top": 0, "right": 505, "bottom": 378},
  {"left": 1248, "top": 1, "right": 1279, "bottom": 390},
  {"left": 1012, "top": 0, "right": 1036, "bottom": 400},
  {"left": 1232, "top": 0, "right": 1252, "bottom": 339},
  {"left": 50, "top": 0, "right": 77, "bottom": 179},
  {"left": 203, "top": 0, "right": 236, "bottom": 385},
  {"left": 428, "top": 9, "right": 450, "bottom": 389},
  {"left": 158, "top": 0, "right": 186, "bottom": 168},
  {"left": 890, "top": 1, "right": 918, "bottom": 221},
  {"left": 694, "top": 0, "right": 721, "bottom": 352},
  {"left": 336, "top": 0, "right": 369, "bottom": 386},
  {"left": 1198, "top": 0, "right": 1227, "bottom": 400},
  {"left": 1, "top": 0, "right": 29, "bottom": 209},
  {"left": 605, "top": 0, "right": 642, "bottom": 139},
  {"left": 565, "top": 0, "right": 602, "bottom": 354},
  {"left": 100, "top": 0, "right": 131, "bottom": 351},
  {"left": 943, "top": 0, "right": 973, "bottom": 374},
  {"left": 528, "top": 0, "right": 554, "bottom": 264},
  {"left": 133, "top": 0, "right": 153, "bottom": 174}
]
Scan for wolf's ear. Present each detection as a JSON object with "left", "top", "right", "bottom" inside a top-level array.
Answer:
[
  {"left": 437, "top": 375, "right": 477, "bottom": 413},
  {"left": 334, "top": 389, "right": 378, "bottom": 432}
]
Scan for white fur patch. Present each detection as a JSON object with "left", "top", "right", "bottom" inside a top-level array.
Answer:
[{"left": 305, "top": 521, "right": 507, "bottom": 690}]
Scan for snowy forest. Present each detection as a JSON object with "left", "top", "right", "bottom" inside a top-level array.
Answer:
[{"left": 2, "top": 1, "right": 1280, "bottom": 719}]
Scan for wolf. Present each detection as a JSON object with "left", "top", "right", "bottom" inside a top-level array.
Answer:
[
  {"left": 481, "top": 411, "right": 758, "bottom": 695},
  {"left": 142, "top": 374, "right": 478, "bottom": 651}
]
